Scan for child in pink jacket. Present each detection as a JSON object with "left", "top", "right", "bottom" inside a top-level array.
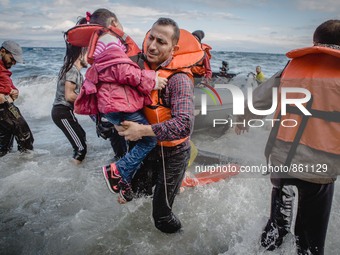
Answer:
[{"left": 82, "top": 10, "right": 167, "bottom": 203}]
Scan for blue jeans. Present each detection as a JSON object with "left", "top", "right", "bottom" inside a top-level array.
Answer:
[{"left": 103, "top": 111, "right": 157, "bottom": 183}]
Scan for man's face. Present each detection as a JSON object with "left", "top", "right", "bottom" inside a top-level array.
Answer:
[
  {"left": 145, "top": 24, "right": 177, "bottom": 69},
  {"left": 1, "top": 49, "right": 16, "bottom": 69},
  {"left": 80, "top": 51, "right": 88, "bottom": 68}
]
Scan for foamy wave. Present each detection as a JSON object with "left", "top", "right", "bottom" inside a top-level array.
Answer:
[{"left": 14, "top": 76, "right": 57, "bottom": 119}]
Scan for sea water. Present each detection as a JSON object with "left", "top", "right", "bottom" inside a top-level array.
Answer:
[{"left": 0, "top": 48, "right": 339, "bottom": 255}]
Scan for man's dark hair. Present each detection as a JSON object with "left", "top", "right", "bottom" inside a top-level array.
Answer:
[
  {"left": 313, "top": 19, "right": 340, "bottom": 46},
  {"left": 153, "top": 17, "right": 180, "bottom": 45}
]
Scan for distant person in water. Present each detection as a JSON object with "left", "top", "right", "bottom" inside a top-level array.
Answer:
[
  {"left": 52, "top": 18, "right": 88, "bottom": 164},
  {"left": 219, "top": 61, "right": 229, "bottom": 75},
  {"left": 255, "top": 65, "right": 265, "bottom": 84},
  {"left": 0, "top": 40, "right": 34, "bottom": 156}
]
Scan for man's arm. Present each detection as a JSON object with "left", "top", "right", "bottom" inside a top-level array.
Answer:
[
  {"left": 249, "top": 70, "right": 282, "bottom": 114},
  {"left": 117, "top": 122, "right": 155, "bottom": 141},
  {"left": 0, "top": 69, "right": 15, "bottom": 95},
  {"left": 203, "top": 55, "right": 212, "bottom": 79},
  {"left": 0, "top": 69, "right": 18, "bottom": 103},
  {"left": 235, "top": 70, "right": 282, "bottom": 134}
]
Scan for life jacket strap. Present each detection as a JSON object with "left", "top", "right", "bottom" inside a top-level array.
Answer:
[
  {"left": 264, "top": 96, "right": 317, "bottom": 168},
  {"left": 286, "top": 105, "right": 340, "bottom": 123}
]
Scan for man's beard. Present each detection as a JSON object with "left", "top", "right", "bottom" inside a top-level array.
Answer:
[{"left": 1, "top": 56, "right": 11, "bottom": 69}]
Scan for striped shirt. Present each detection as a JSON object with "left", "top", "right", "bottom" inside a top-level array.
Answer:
[
  {"left": 94, "top": 34, "right": 127, "bottom": 57},
  {"left": 151, "top": 73, "right": 194, "bottom": 155}
]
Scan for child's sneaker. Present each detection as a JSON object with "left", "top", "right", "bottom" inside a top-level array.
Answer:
[
  {"left": 117, "top": 180, "right": 133, "bottom": 204},
  {"left": 102, "top": 163, "right": 121, "bottom": 194}
]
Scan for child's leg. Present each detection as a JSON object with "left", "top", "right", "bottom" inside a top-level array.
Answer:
[
  {"left": 115, "top": 110, "right": 156, "bottom": 183},
  {"left": 102, "top": 111, "right": 156, "bottom": 203}
]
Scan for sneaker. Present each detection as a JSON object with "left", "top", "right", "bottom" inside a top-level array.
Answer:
[
  {"left": 102, "top": 163, "right": 121, "bottom": 194},
  {"left": 260, "top": 219, "right": 288, "bottom": 251},
  {"left": 118, "top": 180, "right": 133, "bottom": 204}
]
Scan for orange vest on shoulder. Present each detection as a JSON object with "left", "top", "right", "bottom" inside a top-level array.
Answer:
[
  {"left": 191, "top": 43, "right": 212, "bottom": 76},
  {"left": 276, "top": 46, "right": 340, "bottom": 155},
  {"left": 143, "top": 29, "right": 204, "bottom": 147},
  {"left": 65, "top": 24, "right": 141, "bottom": 64}
]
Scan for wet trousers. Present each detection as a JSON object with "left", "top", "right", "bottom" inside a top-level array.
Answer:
[
  {"left": 132, "top": 146, "right": 190, "bottom": 233},
  {"left": 51, "top": 104, "right": 87, "bottom": 161},
  {"left": 0, "top": 102, "right": 34, "bottom": 156},
  {"left": 269, "top": 174, "right": 334, "bottom": 255}
]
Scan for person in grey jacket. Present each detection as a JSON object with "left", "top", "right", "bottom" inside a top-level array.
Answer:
[{"left": 235, "top": 19, "right": 340, "bottom": 255}]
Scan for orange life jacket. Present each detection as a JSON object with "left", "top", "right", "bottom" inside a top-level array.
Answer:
[
  {"left": 191, "top": 43, "right": 212, "bottom": 76},
  {"left": 143, "top": 29, "right": 204, "bottom": 147},
  {"left": 65, "top": 24, "right": 142, "bottom": 64},
  {"left": 275, "top": 46, "right": 340, "bottom": 155},
  {"left": 65, "top": 24, "right": 102, "bottom": 47}
]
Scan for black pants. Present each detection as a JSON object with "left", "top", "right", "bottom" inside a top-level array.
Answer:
[
  {"left": 132, "top": 146, "right": 190, "bottom": 233},
  {"left": 270, "top": 174, "right": 334, "bottom": 255},
  {"left": 0, "top": 102, "right": 34, "bottom": 156},
  {"left": 51, "top": 105, "right": 87, "bottom": 161}
]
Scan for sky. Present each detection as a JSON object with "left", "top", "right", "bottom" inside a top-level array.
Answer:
[{"left": 0, "top": 0, "right": 340, "bottom": 54}]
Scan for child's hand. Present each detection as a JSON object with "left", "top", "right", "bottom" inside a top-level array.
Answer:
[{"left": 154, "top": 72, "right": 168, "bottom": 90}]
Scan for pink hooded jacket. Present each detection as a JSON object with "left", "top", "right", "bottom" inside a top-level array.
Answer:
[{"left": 82, "top": 46, "right": 155, "bottom": 114}]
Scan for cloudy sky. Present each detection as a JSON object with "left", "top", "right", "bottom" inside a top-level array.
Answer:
[{"left": 1, "top": 0, "right": 339, "bottom": 53}]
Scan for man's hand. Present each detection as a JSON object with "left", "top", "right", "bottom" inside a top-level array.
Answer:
[
  {"left": 235, "top": 124, "right": 249, "bottom": 135},
  {"left": 234, "top": 116, "right": 249, "bottom": 135},
  {"left": 114, "top": 124, "right": 126, "bottom": 132},
  {"left": 154, "top": 72, "right": 168, "bottom": 90},
  {"left": 118, "top": 121, "right": 156, "bottom": 141},
  {"left": 10, "top": 89, "right": 19, "bottom": 100},
  {"left": 118, "top": 121, "right": 145, "bottom": 141},
  {"left": 0, "top": 94, "right": 6, "bottom": 104}
]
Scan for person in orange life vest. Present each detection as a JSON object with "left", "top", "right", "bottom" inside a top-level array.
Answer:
[
  {"left": 118, "top": 18, "right": 198, "bottom": 233},
  {"left": 191, "top": 30, "right": 212, "bottom": 83},
  {"left": 82, "top": 9, "right": 167, "bottom": 203},
  {"left": 0, "top": 40, "right": 34, "bottom": 156},
  {"left": 235, "top": 19, "right": 340, "bottom": 254}
]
